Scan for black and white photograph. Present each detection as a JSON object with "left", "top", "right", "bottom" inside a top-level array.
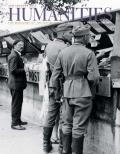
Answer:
[{"left": 0, "top": 0, "right": 120, "bottom": 154}]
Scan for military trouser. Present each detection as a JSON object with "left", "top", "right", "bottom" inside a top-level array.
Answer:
[
  {"left": 62, "top": 97, "right": 92, "bottom": 138},
  {"left": 44, "top": 95, "right": 60, "bottom": 127},
  {"left": 43, "top": 95, "right": 63, "bottom": 153}
]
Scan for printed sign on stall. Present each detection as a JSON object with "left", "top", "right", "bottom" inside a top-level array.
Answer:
[
  {"left": 26, "top": 70, "right": 39, "bottom": 83},
  {"left": 0, "top": 66, "right": 40, "bottom": 83}
]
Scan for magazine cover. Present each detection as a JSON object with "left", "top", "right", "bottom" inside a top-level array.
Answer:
[{"left": 0, "top": 0, "right": 120, "bottom": 154}]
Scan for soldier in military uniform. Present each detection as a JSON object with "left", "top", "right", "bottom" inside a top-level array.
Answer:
[
  {"left": 43, "top": 23, "right": 73, "bottom": 153},
  {"left": 50, "top": 25, "right": 100, "bottom": 154}
]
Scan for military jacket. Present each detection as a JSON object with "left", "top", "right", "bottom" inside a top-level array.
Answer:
[{"left": 50, "top": 43, "right": 100, "bottom": 98}]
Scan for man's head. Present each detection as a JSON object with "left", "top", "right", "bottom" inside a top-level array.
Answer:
[
  {"left": 13, "top": 40, "right": 24, "bottom": 53},
  {"left": 72, "top": 25, "right": 90, "bottom": 45},
  {"left": 55, "top": 23, "right": 73, "bottom": 43}
]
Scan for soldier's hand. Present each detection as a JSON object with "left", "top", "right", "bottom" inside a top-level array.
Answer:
[
  {"left": 49, "top": 88, "right": 55, "bottom": 96},
  {"left": 56, "top": 100, "right": 61, "bottom": 103}
]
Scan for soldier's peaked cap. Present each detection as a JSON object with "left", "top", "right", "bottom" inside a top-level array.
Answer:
[
  {"left": 56, "top": 23, "right": 73, "bottom": 32},
  {"left": 72, "top": 24, "right": 90, "bottom": 37}
]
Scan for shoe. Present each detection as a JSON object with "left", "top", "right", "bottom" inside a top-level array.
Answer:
[
  {"left": 58, "top": 129, "right": 63, "bottom": 154},
  {"left": 11, "top": 125, "right": 26, "bottom": 130},
  {"left": 43, "top": 127, "right": 53, "bottom": 153},
  {"left": 19, "top": 121, "right": 28, "bottom": 125},
  {"left": 62, "top": 133, "right": 72, "bottom": 154},
  {"left": 72, "top": 136, "right": 84, "bottom": 154}
]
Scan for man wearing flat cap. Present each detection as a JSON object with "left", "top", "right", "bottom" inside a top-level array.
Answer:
[
  {"left": 43, "top": 23, "right": 73, "bottom": 153},
  {"left": 50, "top": 25, "right": 100, "bottom": 154}
]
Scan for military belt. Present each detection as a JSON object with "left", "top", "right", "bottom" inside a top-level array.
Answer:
[{"left": 65, "top": 74, "right": 85, "bottom": 81}]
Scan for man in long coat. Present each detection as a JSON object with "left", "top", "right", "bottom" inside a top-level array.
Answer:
[
  {"left": 50, "top": 25, "right": 100, "bottom": 154},
  {"left": 43, "top": 24, "right": 73, "bottom": 153},
  {"left": 8, "top": 40, "right": 27, "bottom": 130}
]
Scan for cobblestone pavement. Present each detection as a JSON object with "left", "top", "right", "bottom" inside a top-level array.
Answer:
[{"left": 0, "top": 104, "right": 59, "bottom": 154}]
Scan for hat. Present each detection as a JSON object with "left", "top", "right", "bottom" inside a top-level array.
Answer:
[
  {"left": 56, "top": 23, "right": 73, "bottom": 33},
  {"left": 72, "top": 25, "right": 90, "bottom": 37}
]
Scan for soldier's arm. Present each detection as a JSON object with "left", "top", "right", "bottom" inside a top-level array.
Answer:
[
  {"left": 87, "top": 51, "right": 100, "bottom": 85},
  {"left": 49, "top": 52, "right": 63, "bottom": 89}
]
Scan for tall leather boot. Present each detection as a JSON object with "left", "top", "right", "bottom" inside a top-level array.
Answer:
[
  {"left": 58, "top": 129, "right": 63, "bottom": 154},
  {"left": 43, "top": 127, "right": 53, "bottom": 153},
  {"left": 62, "top": 133, "right": 72, "bottom": 154},
  {"left": 72, "top": 135, "right": 84, "bottom": 154}
]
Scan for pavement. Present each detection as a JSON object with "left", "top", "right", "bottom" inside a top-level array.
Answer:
[{"left": 0, "top": 104, "right": 59, "bottom": 154}]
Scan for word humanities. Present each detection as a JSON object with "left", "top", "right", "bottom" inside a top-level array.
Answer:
[{"left": 8, "top": 6, "right": 112, "bottom": 22}]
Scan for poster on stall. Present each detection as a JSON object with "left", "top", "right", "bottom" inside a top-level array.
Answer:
[{"left": 0, "top": 0, "right": 120, "bottom": 154}]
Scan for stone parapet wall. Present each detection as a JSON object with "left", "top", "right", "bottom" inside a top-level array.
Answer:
[{"left": 84, "top": 120, "right": 115, "bottom": 154}]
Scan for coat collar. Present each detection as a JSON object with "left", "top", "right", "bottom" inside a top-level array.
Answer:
[{"left": 73, "top": 42, "right": 85, "bottom": 46}]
